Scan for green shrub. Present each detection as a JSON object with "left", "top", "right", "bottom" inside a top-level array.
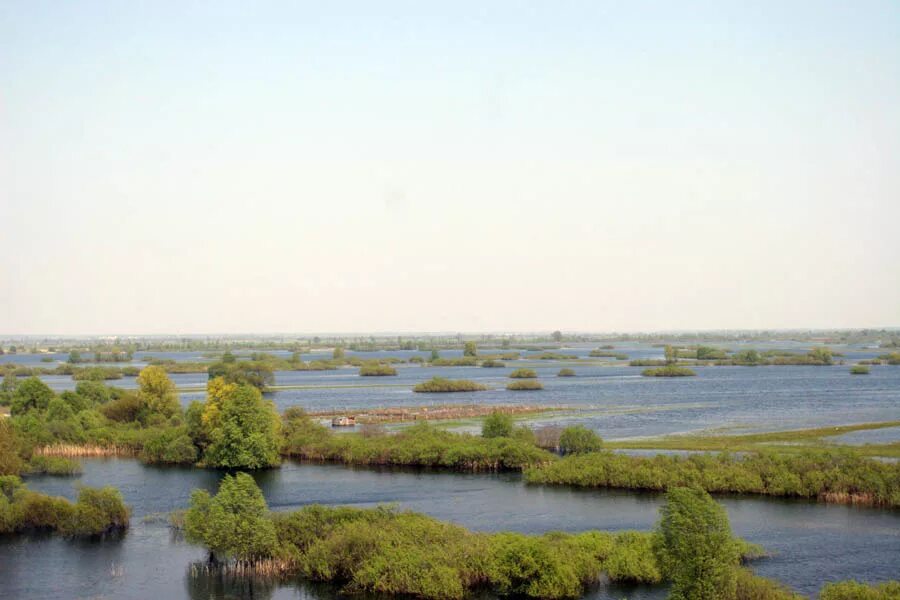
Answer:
[
  {"left": 558, "top": 426, "right": 602, "bottom": 454},
  {"left": 140, "top": 427, "right": 198, "bottom": 464},
  {"left": 557, "top": 368, "right": 576, "bottom": 377},
  {"left": 60, "top": 486, "right": 130, "bottom": 536},
  {"left": 850, "top": 365, "right": 870, "bottom": 375},
  {"left": 509, "top": 369, "right": 538, "bottom": 379},
  {"left": 482, "top": 411, "right": 514, "bottom": 438}
]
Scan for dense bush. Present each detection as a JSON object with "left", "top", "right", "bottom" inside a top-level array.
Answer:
[
  {"left": 140, "top": 427, "right": 198, "bottom": 464},
  {"left": 850, "top": 365, "right": 870, "bottom": 375},
  {"left": 0, "top": 476, "right": 129, "bottom": 537},
  {"left": 558, "top": 426, "right": 603, "bottom": 454},
  {"left": 413, "top": 377, "right": 488, "bottom": 393},
  {"left": 482, "top": 411, "right": 514, "bottom": 438},
  {"left": 557, "top": 368, "right": 576, "bottom": 377},
  {"left": 509, "top": 369, "right": 538, "bottom": 379}
]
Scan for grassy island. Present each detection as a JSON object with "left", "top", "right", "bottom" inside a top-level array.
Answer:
[
  {"left": 850, "top": 365, "right": 870, "bottom": 375},
  {"left": 413, "top": 377, "right": 488, "bottom": 393},
  {"left": 509, "top": 368, "right": 538, "bottom": 378},
  {"left": 359, "top": 363, "right": 398, "bottom": 376},
  {"left": 642, "top": 366, "right": 697, "bottom": 377},
  {"left": 507, "top": 380, "right": 544, "bottom": 391},
  {"left": 557, "top": 368, "right": 576, "bottom": 377},
  {"left": 182, "top": 474, "right": 783, "bottom": 600}
]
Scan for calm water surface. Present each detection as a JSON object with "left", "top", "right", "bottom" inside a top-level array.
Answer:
[{"left": 1, "top": 459, "right": 898, "bottom": 599}]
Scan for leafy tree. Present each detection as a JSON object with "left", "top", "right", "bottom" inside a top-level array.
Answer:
[
  {"left": 808, "top": 347, "right": 834, "bottom": 365},
  {"left": 11, "top": 377, "right": 55, "bottom": 415},
  {"left": 184, "top": 472, "right": 277, "bottom": 562},
  {"left": 463, "top": 342, "right": 478, "bottom": 357},
  {"left": 221, "top": 350, "right": 236, "bottom": 363},
  {"left": 482, "top": 411, "right": 514, "bottom": 438},
  {"left": 558, "top": 426, "right": 603, "bottom": 454},
  {"left": 67, "top": 350, "right": 83, "bottom": 364},
  {"left": 136, "top": 366, "right": 180, "bottom": 417},
  {"left": 551, "top": 330, "right": 563, "bottom": 342},
  {"left": 654, "top": 487, "right": 739, "bottom": 600},
  {"left": 734, "top": 349, "right": 761, "bottom": 365},
  {"left": 431, "top": 349, "right": 440, "bottom": 361},
  {"left": 74, "top": 380, "right": 111, "bottom": 406},
  {"left": 333, "top": 346, "right": 346, "bottom": 360},
  {"left": 202, "top": 383, "right": 281, "bottom": 469}
]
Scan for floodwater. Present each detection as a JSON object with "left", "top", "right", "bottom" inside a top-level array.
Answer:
[
  {"left": 2, "top": 459, "right": 898, "bottom": 600},
  {"left": 31, "top": 344, "right": 900, "bottom": 442}
]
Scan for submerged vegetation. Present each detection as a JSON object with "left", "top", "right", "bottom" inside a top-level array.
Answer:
[{"left": 413, "top": 377, "right": 488, "bottom": 393}]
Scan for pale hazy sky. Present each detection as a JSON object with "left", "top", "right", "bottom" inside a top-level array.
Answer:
[{"left": 1, "top": 1, "right": 899, "bottom": 335}]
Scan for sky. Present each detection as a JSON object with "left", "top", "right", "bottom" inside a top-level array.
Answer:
[{"left": 1, "top": 1, "right": 899, "bottom": 335}]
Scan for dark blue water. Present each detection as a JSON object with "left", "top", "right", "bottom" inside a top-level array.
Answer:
[{"left": 2, "top": 458, "right": 898, "bottom": 599}]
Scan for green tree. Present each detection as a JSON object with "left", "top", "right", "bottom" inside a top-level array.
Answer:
[
  {"left": 664, "top": 345, "right": 677, "bottom": 365},
  {"left": 551, "top": 330, "right": 563, "bottom": 342},
  {"left": 463, "top": 341, "right": 478, "bottom": 357},
  {"left": 558, "top": 426, "right": 603, "bottom": 454},
  {"left": 11, "top": 377, "right": 55, "bottom": 415},
  {"left": 207, "top": 360, "right": 274, "bottom": 391},
  {"left": 137, "top": 366, "right": 180, "bottom": 417},
  {"left": 203, "top": 384, "right": 281, "bottom": 469},
  {"left": 482, "top": 411, "right": 514, "bottom": 438},
  {"left": 654, "top": 487, "right": 739, "bottom": 600},
  {"left": 67, "top": 350, "right": 82, "bottom": 364},
  {"left": 808, "top": 347, "right": 834, "bottom": 365},
  {"left": 0, "top": 420, "right": 26, "bottom": 475},
  {"left": 431, "top": 349, "right": 440, "bottom": 361},
  {"left": 221, "top": 350, "right": 236, "bottom": 363},
  {"left": 333, "top": 346, "right": 346, "bottom": 360},
  {"left": 184, "top": 472, "right": 277, "bottom": 562}
]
